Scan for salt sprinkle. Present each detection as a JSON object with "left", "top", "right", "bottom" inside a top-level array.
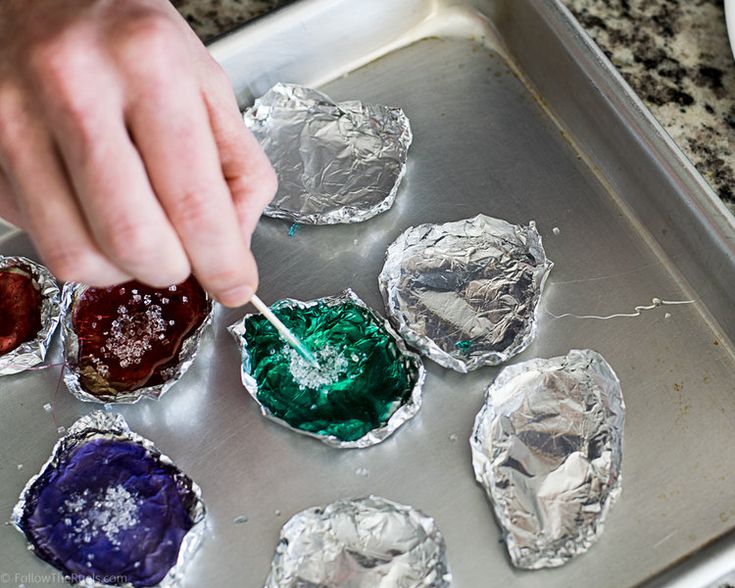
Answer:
[
  {"left": 98, "top": 303, "right": 167, "bottom": 369},
  {"left": 62, "top": 485, "right": 141, "bottom": 547},
  {"left": 286, "top": 345, "right": 348, "bottom": 390}
]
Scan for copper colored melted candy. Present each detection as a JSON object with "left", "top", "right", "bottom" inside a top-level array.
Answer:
[
  {"left": 71, "top": 277, "right": 208, "bottom": 396},
  {"left": 0, "top": 268, "right": 42, "bottom": 355}
]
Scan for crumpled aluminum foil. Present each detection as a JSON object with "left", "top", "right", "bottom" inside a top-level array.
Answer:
[
  {"left": 60, "top": 283, "right": 213, "bottom": 404},
  {"left": 228, "top": 289, "right": 425, "bottom": 449},
  {"left": 379, "top": 214, "right": 553, "bottom": 373},
  {"left": 244, "top": 83, "right": 412, "bottom": 225},
  {"left": 470, "top": 349, "right": 625, "bottom": 569},
  {"left": 0, "top": 256, "right": 61, "bottom": 376},
  {"left": 266, "top": 495, "right": 452, "bottom": 587},
  {"left": 12, "top": 411, "right": 206, "bottom": 588}
]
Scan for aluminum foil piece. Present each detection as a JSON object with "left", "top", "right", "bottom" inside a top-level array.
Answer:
[
  {"left": 61, "top": 282, "right": 213, "bottom": 404},
  {"left": 244, "top": 83, "right": 412, "bottom": 225},
  {"left": 266, "top": 495, "right": 452, "bottom": 587},
  {"left": 470, "top": 349, "right": 625, "bottom": 569},
  {"left": 228, "top": 289, "right": 425, "bottom": 449},
  {"left": 379, "top": 214, "right": 553, "bottom": 372},
  {"left": 0, "top": 256, "right": 61, "bottom": 376},
  {"left": 13, "top": 411, "right": 206, "bottom": 588}
]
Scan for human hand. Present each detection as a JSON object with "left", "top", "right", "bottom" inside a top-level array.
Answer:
[{"left": 0, "top": 0, "right": 276, "bottom": 306}]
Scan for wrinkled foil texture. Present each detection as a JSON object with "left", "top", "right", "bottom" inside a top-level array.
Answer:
[
  {"left": 470, "top": 349, "right": 625, "bottom": 569},
  {"left": 13, "top": 411, "right": 206, "bottom": 588},
  {"left": 60, "top": 283, "right": 213, "bottom": 404},
  {"left": 228, "top": 289, "right": 425, "bottom": 448},
  {"left": 379, "top": 214, "right": 553, "bottom": 372},
  {"left": 0, "top": 256, "right": 61, "bottom": 376},
  {"left": 266, "top": 496, "right": 451, "bottom": 587},
  {"left": 244, "top": 83, "right": 412, "bottom": 224}
]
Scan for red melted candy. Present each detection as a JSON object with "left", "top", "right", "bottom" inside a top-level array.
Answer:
[
  {"left": 71, "top": 277, "right": 209, "bottom": 397},
  {"left": 0, "top": 267, "right": 42, "bottom": 355}
]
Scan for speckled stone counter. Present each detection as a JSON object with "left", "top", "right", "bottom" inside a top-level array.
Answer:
[{"left": 173, "top": 0, "right": 735, "bottom": 214}]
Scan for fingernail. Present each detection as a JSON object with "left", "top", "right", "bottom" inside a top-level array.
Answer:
[{"left": 218, "top": 284, "right": 255, "bottom": 307}]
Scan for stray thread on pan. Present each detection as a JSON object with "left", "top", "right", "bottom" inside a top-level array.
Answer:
[{"left": 545, "top": 297, "right": 694, "bottom": 320}]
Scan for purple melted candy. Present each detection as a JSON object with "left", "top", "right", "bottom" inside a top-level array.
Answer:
[{"left": 18, "top": 439, "right": 197, "bottom": 587}]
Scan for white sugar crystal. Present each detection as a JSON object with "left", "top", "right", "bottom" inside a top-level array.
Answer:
[
  {"left": 63, "top": 484, "right": 141, "bottom": 547},
  {"left": 355, "top": 467, "right": 369, "bottom": 477},
  {"left": 552, "top": 227, "right": 561, "bottom": 235},
  {"left": 57, "top": 426, "right": 66, "bottom": 434},
  {"left": 43, "top": 403, "right": 52, "bottom": 412},
  {"left": 286, "top": 345, "right": 349, "bottom": 390},
  {"left": 17, "top": 464, "right": 23, "bottom": 470},
  {"left": 168, "top": 285, "right": 177, "bottom": 292},
  {"left": 99, "top": 303, "right": 167, "bottom": 368},
  {"left": 181, "top": 296, "right": 188, "bottom": 303}
]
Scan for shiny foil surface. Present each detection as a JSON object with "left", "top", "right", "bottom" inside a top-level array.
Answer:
[
  {"left": 13, "top": 411, "right": 206, "bottom": 588},
  {"left": 470, "top": 349, "right": 625, "bottom": 569},
  {"left": 379, "top": 214, "right": 553, "bottom": 372},
  {"left": 244, "top": 83, "right": 412, "bottom": 224},
  {"left": 265, "top": 496, "right": 451, "bottom": 587},
  {"left": 228, "top": 289, "right": 425, "bottom": 448},
  {"left": 61, "top": 279, "right": 213, "bottom": 404},
  {"left": 0, "top": 256, "right": 61, "bottom": 376}
]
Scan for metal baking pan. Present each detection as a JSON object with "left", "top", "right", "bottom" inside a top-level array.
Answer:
[{"left": 1, "top": 0, "right": 734, "bottom": 586}]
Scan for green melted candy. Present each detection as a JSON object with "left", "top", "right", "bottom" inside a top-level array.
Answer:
[{"left": 243, "top": 300, "right": 418, "bottom": 442}]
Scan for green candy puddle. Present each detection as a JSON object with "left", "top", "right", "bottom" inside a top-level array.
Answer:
[{"left": 243, "top": 300, "right": 418, "bottom": 442}]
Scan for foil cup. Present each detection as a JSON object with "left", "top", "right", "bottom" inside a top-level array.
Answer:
[
  {"left": 470, "top": 349, "right": 625, "bottom": 569},
  {"left": 0, "top": 256, "right": 61, "bottom": 376},
  {"left": 13, "top": 411, "right": 206, "bottom": 588},
  {"left": 61, "top": 282, "right": 213, "bottom": 404},
  {"left": 244, "top": 83, "right": 412, "bottom": 225},
  {"left": 228, "top": 289, "right": 425, "bottom": 449},
  {"left": 266, "top": 496, "right": 452, "bottom": 587},
  {"left": 379, "top": 214, "right": 553, "bottom": 372}
]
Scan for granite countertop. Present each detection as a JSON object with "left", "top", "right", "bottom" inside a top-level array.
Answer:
[{"left": 173, "top": 0, "right": 735, "bottom": 215}]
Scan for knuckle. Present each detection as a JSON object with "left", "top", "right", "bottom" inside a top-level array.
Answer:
[
  {"left": 116, "top": 15, "right": 179, "bottom": 75},
  {"left": 168, "top": 188, "right": 215, "bottom": 229},
  {"left": 27, "top": 32, "right": 87, "bottom": 88},
  {"left": 103, "top": 218, "right": 158, "bottom": 268}
]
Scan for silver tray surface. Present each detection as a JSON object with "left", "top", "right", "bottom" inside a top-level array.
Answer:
[{"left": 1, "top": 1, "right": 734, "bottom": 586}]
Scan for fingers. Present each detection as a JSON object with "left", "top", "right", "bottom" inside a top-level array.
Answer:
[
  {"left": 203, "top": 65, "right": 277, "bottom": 247},
  {"left": 43, "top": 87, "right": 191, "bottom": 288},
  {"left": 127, "top": 72, "right": 258, "bottom": 307},
  {"left": 0, "top": 89, "right": 129, "bottom": 285}
]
